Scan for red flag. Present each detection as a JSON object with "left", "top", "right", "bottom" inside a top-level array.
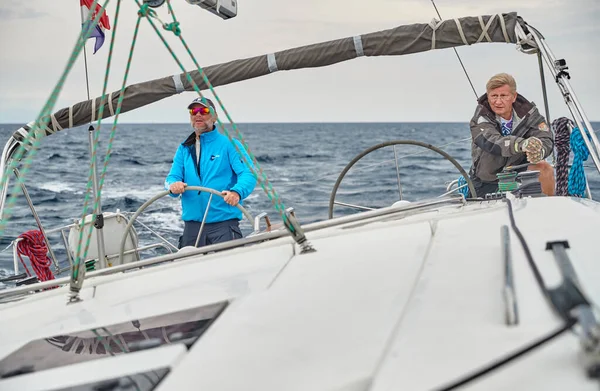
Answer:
[{"left": 80, "top": 0, "right": 111, "bottom": 54}]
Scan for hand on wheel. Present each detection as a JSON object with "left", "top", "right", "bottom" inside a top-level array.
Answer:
[
  {"left": 221, "top": 190, "right": 240, "bottom": 206},
  {"left": 169, "top": 181, "right": 187, "bottom": 194}
]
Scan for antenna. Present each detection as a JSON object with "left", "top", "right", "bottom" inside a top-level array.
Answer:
[
  {"left": 79, "top": 6, "right": 92, "bottom": 102},
  {"left": 77, "top": 1, "right": 108, "bottom": 275},
  {"left": 430, "top": 0, "right": 478, "bottom": 99}
]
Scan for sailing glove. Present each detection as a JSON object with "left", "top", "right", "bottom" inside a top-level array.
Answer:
[{"left": 519, "top": 137, "right": 544, "bottom": 164}]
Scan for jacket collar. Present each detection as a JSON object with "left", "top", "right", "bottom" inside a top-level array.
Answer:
[
  {"left": 477, "top": 93, "right": 535, "bottom": 120},
  {"left": 182, "top": 126, "right": 218, "bottom": 146}
]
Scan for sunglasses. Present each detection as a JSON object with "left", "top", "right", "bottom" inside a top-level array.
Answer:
[{"left": 189, "top": 106, "right": 211, "bottom": 116}]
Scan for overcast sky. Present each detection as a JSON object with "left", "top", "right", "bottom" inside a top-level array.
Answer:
[{"left": 0, "top": 0, "right": 598, "bottom": 123}]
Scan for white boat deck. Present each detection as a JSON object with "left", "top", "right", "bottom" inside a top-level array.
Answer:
[{"left": 0, "top": 196, "right": 598, "bottom": 390}]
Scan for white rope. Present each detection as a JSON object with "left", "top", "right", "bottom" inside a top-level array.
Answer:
[
  {"left": 353, "top": 35, "right": 364, "bottom": 57},
  {"left": 438, "top": 183, "right": 468, "bottom": 198},
  {"left": 107, "top": 92, "right": 115, "bottom": 117},
  {"left": 83, "top": 337, "right": 95, "bottom": 354},
  {"left": 50, "top": 113, "right": 63, "bottom": 132},
  {"left": 39, "top": 118, "right": 56, "bottom": 135},
  {"left": 498, "top": 13, "right": 510, "bottom": 43},
  {"left": 429, "top": 18, "right": 443, "bottom": 50},
  {"left": 475, "top": 14, "right": 494, "bottom": 43},
  {"left": 67, "top": 336, "right": 81, "bottom": 353},
  {"left": 117, "top": 334, "right": 130, "bottom": 352},
  {"left": 0, "top": 240, "right": 14, "bottom": 253},
  {"left": 267, "top": 53, "right": 278, "bottom": 73},
  {"left": 43, "top": 124, "right": 56, "bottom": 136},
  {"left": 5, "top": 124, "right": 32, "bottom": 156},
  {"left": 514, "top": 22, "right": 538, "bottom": 54},
  {"left": 453, "top": 18, "right": 469, "bottom": 45},
  {"left": 91, "top": 336, "right": 103, "bottom": 354}
]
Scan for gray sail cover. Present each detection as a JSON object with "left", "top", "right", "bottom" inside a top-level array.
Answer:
[{"left": 10, "top": 12, "right": 529, "bottom": 148}]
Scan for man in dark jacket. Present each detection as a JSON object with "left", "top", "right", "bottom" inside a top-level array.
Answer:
[{"left": 468, "top": 73, "right": 554, "bottom": 197}]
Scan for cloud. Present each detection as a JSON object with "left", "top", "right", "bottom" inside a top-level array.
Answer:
[
  {"left": 0, "top": 0, "right": 598, "bottom": 123},
  {"left": 0, "top": 8, "right": 16, "bottom": 20},
  {"left": 0, "top": 5, "right": 46, "bottom": 20}
]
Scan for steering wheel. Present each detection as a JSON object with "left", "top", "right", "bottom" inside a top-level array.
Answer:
[
  {"left": 118, "top": 186, "right": 254, "bottom": 264},
  {"left": 328, "top": 140, "right": 477, "bottom": 219}
]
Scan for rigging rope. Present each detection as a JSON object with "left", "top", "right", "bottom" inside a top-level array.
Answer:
[
  {"left": 429, "top": 0, "right": 479, "bottom": 198},
  {"left": 69, "top": 0, "right": 314, "bottom": 296},
  {"left": 568, "top": 126, "right": 590, "bottom": 198},
  {"left": 162, "top": 1, "right": 293, "bottom": 233},
  {"left": 72, "top": 0, "right": 140, "bottom": 293},
  {"left": 552, "top": 117, "right": 572, "bottom": 196},
  {"left": 0, "top": 0, "right": 109, "bottom": 237},
  {"left": 138, "top": 0, "right": 300, "bottom": 241},
  {"left": 16, "top": 230, "right": 55, "bottom": 282},
  {"left": 456, "top": 176, "right": 470, "bottom": 198},
  {"left": 429, "top": 0, "right": 478, "bottom": 99}
]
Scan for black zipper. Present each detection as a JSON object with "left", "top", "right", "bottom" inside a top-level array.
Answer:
[{"left": 190, "top": 142, "right": 201, "bottom": 179}]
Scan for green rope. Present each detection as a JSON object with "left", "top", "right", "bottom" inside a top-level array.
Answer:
[
  {"left": 137, "top": 3, "right": 154, "bottom": 17},
  {"left": 0, "top": 0, "right": 109, "bottom": 236},
  {"left": 72, "top": 0, "right": 124, "bottom": 285},
  {"left": 161, "top": 0, "right": 296, "bottom": 234},
  {"left": 3, "top": 0, "right": 300, "bottom": 286},
  {"left": 72, "top": 1, "right": 143, "bottom": 288},
  {"left": 92, "top": 327, "right": 143, "bottom": 391},
  {"left": 163, "top": 22, "right": 181, "bottom": 36},
  {"left": 92, "top": 328, "right": 128, "bottom": 354}
]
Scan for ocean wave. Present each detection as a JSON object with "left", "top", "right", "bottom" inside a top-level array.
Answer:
[
  {"left": 37, "top": 181, "right": 75, "bottom": 193},
  {"left": 104, "top": 196, "right": 144, "bottom": 211},
  {"left": 35, "top": 193, "right": 61, "bottom": 205},
  {"left": 48, "top": 153, "right": 65, "bottom": 160},
  {"left": 122, "top": 158, "right": 146, "bottom": 166},
  {"left": 256, "top": 153, "right": 327, "bottom": 163},
  {"left": 1, "top": 122, "right": 599, "bottom": 272},
  {"left": 101, "top": 186, "right": 165, "bottom": 201}
]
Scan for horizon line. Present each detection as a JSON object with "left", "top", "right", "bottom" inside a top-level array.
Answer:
[{"left": 1, "top": 120, "right": 599, "bottom": 125}]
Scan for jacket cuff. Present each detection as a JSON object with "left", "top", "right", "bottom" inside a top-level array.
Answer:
[{"left": 513, "top": 137, "right": 525, "bottom": 154}]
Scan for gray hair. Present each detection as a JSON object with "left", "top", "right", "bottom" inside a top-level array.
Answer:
[{"left": 486, "top": 73, "right": 517, "bottom": 93}]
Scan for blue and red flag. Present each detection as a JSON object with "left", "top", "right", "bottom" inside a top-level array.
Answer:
[{"left": 80, "top": 0, "right": 111, "bottom": 54}]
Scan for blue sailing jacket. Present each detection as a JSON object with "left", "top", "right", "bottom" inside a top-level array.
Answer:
[{"left": 165, "top": 128, "right": 257, "bottom": 223}]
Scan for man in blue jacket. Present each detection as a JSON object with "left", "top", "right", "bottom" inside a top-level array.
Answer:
[{"left": 165, "top": 96, "right": 257, "bottom": 248}]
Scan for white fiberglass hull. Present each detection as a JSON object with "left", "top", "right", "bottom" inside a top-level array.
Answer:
[{"left": 0, "top": 196, "right": 598, "bottom": 390}]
